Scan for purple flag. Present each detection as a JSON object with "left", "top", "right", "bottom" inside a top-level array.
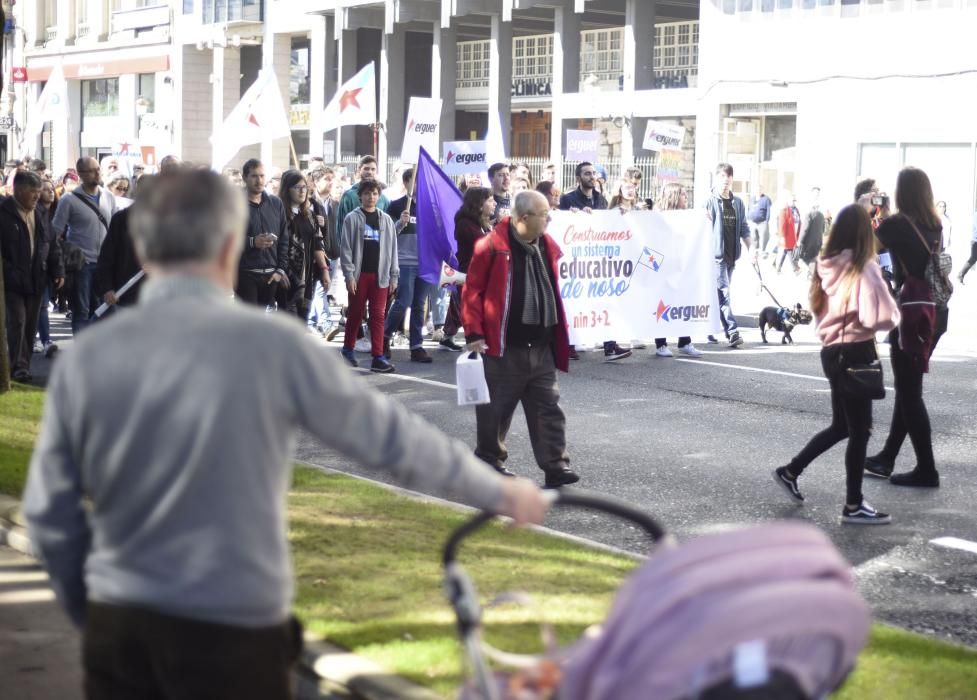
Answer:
[{"left": 416, "top": 146, "right": 462, "bottom": 285}]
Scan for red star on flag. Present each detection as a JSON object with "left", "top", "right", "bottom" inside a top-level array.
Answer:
[
  {"left": 339, "top": 88, "right": 362, "bottom": 112},
  {"left": 248, "top": 112, "right": 260, "bottom": 127},
  {"left": 119, "top": 142, "right": 130, "bottom": 155}
]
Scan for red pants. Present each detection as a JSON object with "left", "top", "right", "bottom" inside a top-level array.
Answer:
[{"left": 343, "top": 272, "right": 389, "bottom": 357}]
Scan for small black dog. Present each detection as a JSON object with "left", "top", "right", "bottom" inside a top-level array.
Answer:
[{"left": 759, "top": 303, "right": 814, "bottom": 344}]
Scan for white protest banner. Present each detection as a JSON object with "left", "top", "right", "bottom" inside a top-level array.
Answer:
[
  {"left": 442, "top": 140, "right": 488, "bottom": 176},
  {"left": 401, "top": 97, "right": 442, "bottom": 164},
  {"left": 642, "top": 120, "right": 686, "bottom": 152},
  {"left": 566, "top": 129, "right": 600, "bottom": 162},
  {"left": 548, "top": 209, "right": 721, "bottom": 345}
]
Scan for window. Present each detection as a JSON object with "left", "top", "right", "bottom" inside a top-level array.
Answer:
[
  {"left": 579, "top": 28, "right": 624, "bottom": 82},
  {"left": 513, "top": 35, "right": 552, "bottom": 81},
  {"left": 184, "top": 0, "right": 195, "bottom": 13},
  {"left": 137, "top": 74, "right": 156, "bottom": 112},
  {"left": 653, "top": 21, "right": 699, "bottom": 81},
  {"left": 82, "top": 78, "right": 120, "bottom": 118},
  {"left": 457, "top": 40, "right": 490, "bottom": 88},
  {"left": 290, "top": 38, "right": 311, "bottom": 105},
  {"left": 44, "top": 0, "right": 58, "bottom": 40}
]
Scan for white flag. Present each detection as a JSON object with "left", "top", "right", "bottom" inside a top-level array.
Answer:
[
  {"left": 23, "top": 65, "right": 69, "bottom": 155},
  {"left": 401, "top": 97, "right": 442, "bottom": 164},
  {"left": 485, "top": 110, "right": 507, "bottom": 165},
  {"left": 210, "top": 71, "right": 291, "bottom": 171},
  {"left": 322, "top": 63, "right": 377, "bottom": 132}
]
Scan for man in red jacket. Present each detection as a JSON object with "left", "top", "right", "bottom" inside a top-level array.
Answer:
[{"left": 462, "top": 191, "right": 578, "bottom": 489}]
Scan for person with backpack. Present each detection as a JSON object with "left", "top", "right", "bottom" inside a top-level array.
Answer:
[
  {"left": 773, "top": 205, "right": 899, "bottom": 523},
  {"left": 864, "top": 167, "right": 950, "bottom": 487}
]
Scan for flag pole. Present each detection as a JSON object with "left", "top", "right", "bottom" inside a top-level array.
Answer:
[{"left": 288, "top": 134, "right": 301, "bottom": 170}]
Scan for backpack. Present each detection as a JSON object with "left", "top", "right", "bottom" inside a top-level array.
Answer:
[
  {"left": 895, "top": 218, "right": 949, "bottom": 372},
  {"left": 907, "top": 217, "right": 953, "bottom": 306}
]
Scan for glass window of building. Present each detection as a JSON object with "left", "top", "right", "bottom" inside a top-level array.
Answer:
[
  {"left": 290, "top": 38, "right": 311, "bottom": 105},
  {"left": 82, "top": 78, "right": 121, "bottom": 118}
]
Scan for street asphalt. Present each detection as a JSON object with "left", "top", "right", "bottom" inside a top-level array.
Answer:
[{"left": 294, "top": 291, "right": 977, "bottom": 649}]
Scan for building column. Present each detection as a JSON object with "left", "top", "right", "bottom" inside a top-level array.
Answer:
[
  {"left": 87, "top": 0, "right": 106, "bottom": 42},
  {"left": 309, "top": 14, "right": 328, "bottom": 160},
  {"left": 622, "top": 0, "right": 656, "bottom": 166},
  {"left": 488, "top": 14, "right": 512, "bottom": 156},
  {"left": 432, "top": 23, "right": 456, "bottom": 143},
  {"left": 210, "top": 45, "right": 225, "bottom": 168},
  {"left": 378, "top": 28, "right": 405, "bottom": 170},
  {"left": 551, "top": 0, "right": 582, "bottom": 176},
  {"left": 336, "top": 28, "right": 358, "bottom": 158}
]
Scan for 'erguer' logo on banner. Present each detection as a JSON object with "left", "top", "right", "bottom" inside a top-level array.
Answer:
[
  {"left": 408, "top": 119, "right": 437, "bottom": 135},
  {"left": 446, "top": 151, "right": 487, "bottom": 166},
  {"left": 656, "top": 299, "right": 710, "bottom": 322}
]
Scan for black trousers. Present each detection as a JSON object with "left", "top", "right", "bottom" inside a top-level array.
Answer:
[
  {"left": 788, "top": 341, "right": 876, "bottom": 506},
  {"left": 236, "top": 270, "right": 279, "bottom": 307},
  {"left": 5, "top": 290, "right": 42, "bottom": 374},
  {"left": 83, "top": 602, "right": 303, "bottom": 700},
  {"left": 877, "top": 309, "right": 947, "bottom": 473},
  {"left": 475, "top": 343, "right": 569, "bottom": 475}
]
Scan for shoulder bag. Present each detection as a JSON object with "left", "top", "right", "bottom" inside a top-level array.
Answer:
[{"left": 836, "top": 296, "right": 885, "bottom": 400}]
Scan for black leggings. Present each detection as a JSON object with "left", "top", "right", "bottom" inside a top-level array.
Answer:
[
  {"left": 877, "top": 307, "right": 947, "bottom": 473},
  {"left": 788, "top": 341, "right": 877, "bottom": 506},
  {"left": 968, "top": 241, "right": 977, "bottom": 267}
]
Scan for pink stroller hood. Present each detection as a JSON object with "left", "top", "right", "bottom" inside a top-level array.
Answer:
[{"left": 560, "top": 522, "right": 870, "bottom": 700}]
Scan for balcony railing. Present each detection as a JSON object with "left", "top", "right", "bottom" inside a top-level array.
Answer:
[
  {"left": 45, "top": 26, "right": 58, "bottom": 42},
  {"left": 76, "top": 22, "right": 90, "bottom": 39}
]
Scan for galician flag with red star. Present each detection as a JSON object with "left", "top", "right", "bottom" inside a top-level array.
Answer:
[
  {"left": 322, "top": 63, "right": 377, "bottom": 132},
  {"left": 210, "top": 70, "right": 291, "bottom": 170}
]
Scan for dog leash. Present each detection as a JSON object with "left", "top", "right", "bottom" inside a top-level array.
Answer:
[{"left": 751, "top": 258, "right": 785, "bottom": 308}]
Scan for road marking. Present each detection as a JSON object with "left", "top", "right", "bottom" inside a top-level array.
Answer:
[
  {"left": 353, "top": 367, "right": 457, "bottom": 390},
  {"left": 931, "top": 537, "right": 977, "bottom": 556},
  {"left": 675, "top": 358, "right": 895, "bottom": 391}
]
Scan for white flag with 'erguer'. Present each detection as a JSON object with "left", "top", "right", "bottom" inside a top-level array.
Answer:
[
  {"left": 322, "top": 63, "right": 377, "bottom": 132},
  {"left": 23, "top": 65, "right": 69, "bottom": 156},
  {"left": 210, "top": 71, "right": 291, "bottom": 170}
]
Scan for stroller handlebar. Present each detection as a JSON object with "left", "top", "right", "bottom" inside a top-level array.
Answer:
[{"left": 442, "top": 489, "right": 667, "bottom": 567}]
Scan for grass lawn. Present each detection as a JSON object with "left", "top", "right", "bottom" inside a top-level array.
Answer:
[
  {"left": 0, "top": 384, "right": 45, "bottom": 497},
  {"left": 2, "top": 389, "right": 976, "bottom": 698}
]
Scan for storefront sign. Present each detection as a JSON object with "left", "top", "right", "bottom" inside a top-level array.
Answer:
[
  {"left": 566, "top": 130, "right": 600, "bottom": 163},
  {"left": 512, "top": 79, "right": 552, "bottom": 97},
  {"left": 442, "top": 140, "right": 488, "bottom": 176},
  {"left": 642, "top": 120, "right": 686, "bottom": 152},
  {"left": 28, "top": 55, "right": 169, "bottom": 81},
  {"left": 289, "top": 104, "right": 310, "bottom": 128},
  {"left": 11, "top": 67, "right": 27, "bottom": 83}
]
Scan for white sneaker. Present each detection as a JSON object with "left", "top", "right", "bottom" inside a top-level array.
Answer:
[
  {"left": 354, "top": 337, "right": 372, "bottom": 354},
  {"left": 431, "top": 328, "right": 445, "bottom": 342},
  {"left": 33, "top": 340, "right": 44, "bottom": 353},
  {"left": 630, "top": 340, "right": 647, "bottom": 350},
  {"left": 655, "top": 346, "right": 673, "bottom": 358},
  {"left": 678, "top": 344, "right": 703, "bottom": 357}
]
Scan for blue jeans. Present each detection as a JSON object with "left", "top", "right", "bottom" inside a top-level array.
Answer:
[
  {"left": 715, "top": 260, "right": 737, "bottom": 336},
  {"left": 37, "top": 285, "right": 51, "bottom": 345},
  {"left": 306, "top": 280, "right": 333, "bottom": 331},
  {"left": 70, "top": 262, "right": 97, "bottom": 335},
  {"left": 384, "top": 265, "right": 432, "bottom": 349},
  {"left": 429, "top": 285, "right": 448, "bottom": 326}
]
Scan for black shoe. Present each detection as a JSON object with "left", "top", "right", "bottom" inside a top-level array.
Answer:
[
  {"left": 864, "top": 454, "right": 894, "bottom": 479},
  {"left": 440, "top": 338, "right": 464, "bottom": 352},
  {"left": 707, "top": 335, "right": 720, "bottom": 344},
  {"left": 889, "top": 469, "right": 940, "bottom": 488},
  {"left": 569, "top": 346, "right": 580, "bottom": 360},
  {"left": 494, "top": 466, "right": 516, "bottom": 477},
  {"left": 773, "top": 466, "right": 804, "bottom": 504},
  {"left": 728, "top": 331, "right": 744, "bottom": 348},
  {"left": 842, "top": 501, "right": 891, "bottom": 525},
  {"left": 370, "top": 356, "right": 396, "bottom": 373},
  {"left": 544, "top": 467, "right": 580, "bottom": 489},
  {"left": 603, "top": 343, "right": 632, "bottom": 362},
  {"left": 410, "top": 348, "right": 433, "bottom": 363},
  {"left": 12, "top": 369, "right": 32, "bottom": 383}
]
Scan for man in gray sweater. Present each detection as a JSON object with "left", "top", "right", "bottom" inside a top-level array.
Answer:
[{"left": 23, "top": 170, "right": 547, "bottom": 700}]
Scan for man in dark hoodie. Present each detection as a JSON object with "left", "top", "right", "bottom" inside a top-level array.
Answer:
[
  {"left": 1, "top": 170, "right": 64, "bottom": 383},
  {"left": 237, "top": 159, "right": 290, "bottom": 308}
]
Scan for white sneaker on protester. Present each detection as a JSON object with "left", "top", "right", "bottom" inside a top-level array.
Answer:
[
  {"left": 678, "top": 344, "right": 703, "bottom": 357},
  {"left": 631, "top": 340, "right": 648, "bottom": 350},
  {"left": 33, "top": 340, "right": 44, "bottom": 353},
  {"left": 354, "top": 337, "right": 372, "bottom": 354},
  {"left": 655, "top": 346, "right": 673, "bottom": 358}
]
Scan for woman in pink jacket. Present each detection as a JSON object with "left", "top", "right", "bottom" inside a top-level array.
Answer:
[{"left": 773, "top": 205, "right": 900, "bottom": 524}]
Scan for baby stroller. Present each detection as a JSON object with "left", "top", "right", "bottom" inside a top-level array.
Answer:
[{"left": 444, "top": 491, "right": 870, "bottom": 700}]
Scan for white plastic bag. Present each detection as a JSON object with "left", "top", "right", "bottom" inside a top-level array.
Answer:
[{"left": 456, "top": 352, "right": 491, "bottom": 406}]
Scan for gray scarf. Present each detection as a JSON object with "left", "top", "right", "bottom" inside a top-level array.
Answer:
[{"left": 513, "top": 233, "right": 557, "bottom": 328}]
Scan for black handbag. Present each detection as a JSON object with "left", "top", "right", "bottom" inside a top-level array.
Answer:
[{"left": 837, "top": 298, "right": 885, "bottom": 400}]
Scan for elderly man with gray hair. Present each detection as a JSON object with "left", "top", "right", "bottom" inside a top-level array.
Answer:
[
  {"left": 23, "top": 170, "right": 548, "bottom": 699},
  {"left": 462, "top": 190, "right": 579, "bottom": 489}
]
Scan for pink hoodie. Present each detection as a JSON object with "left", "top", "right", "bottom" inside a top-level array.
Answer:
[{"left": 814, "top": 250, "right": 900, "bottom": 346}]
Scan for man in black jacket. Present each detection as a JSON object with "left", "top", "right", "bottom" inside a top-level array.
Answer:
[
  {"left": 237, "top": 158, "right": 290, "bottom": 308},
  {"left": 1, "top": 170, "right": 64, "bottom": 383},
  {"left": 95, "top": 206, "right": 143, "bottom": 311}
]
